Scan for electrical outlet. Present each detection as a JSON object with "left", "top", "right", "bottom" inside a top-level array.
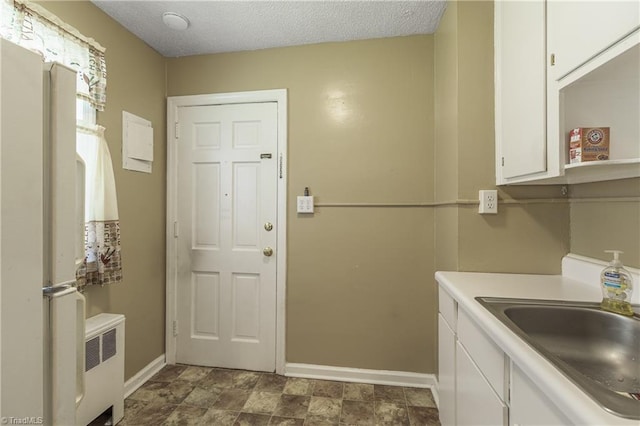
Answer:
[
  {"left": 479, "top": 190, "right": 498, "bottom": 214},
  {"left": 297, "top": 196, "right": 314, "bottom": 213}
]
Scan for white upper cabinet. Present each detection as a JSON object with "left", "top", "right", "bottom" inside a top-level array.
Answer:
[
  {"left": 547, "top": 0, "right": 640, "bottom": 81},
  {"left": 495, "top": 0, "right": 640, "bottom": 185},
  {"left": 495, "top": 0, "right": 547, "bottom": 182},
  {"left": 555, "top": 35, "right": 640, "bottom": 182}
]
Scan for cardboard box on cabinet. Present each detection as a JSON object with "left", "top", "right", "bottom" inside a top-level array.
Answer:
[{"left": 569, "top": 127, "right": 610, "bottom": 164}]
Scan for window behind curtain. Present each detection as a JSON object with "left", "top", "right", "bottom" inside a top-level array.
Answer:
[{"left": 76, "top": 99, "right": 98, "bottom": 222}]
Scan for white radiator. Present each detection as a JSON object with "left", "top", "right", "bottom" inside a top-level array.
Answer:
[{"left": 76, "top": 314, "right": 125, "bottom": 426}]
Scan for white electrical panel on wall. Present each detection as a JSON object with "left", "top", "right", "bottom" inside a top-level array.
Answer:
[{"left": 123, "top": 111, "right": 153, "bottom": 173}]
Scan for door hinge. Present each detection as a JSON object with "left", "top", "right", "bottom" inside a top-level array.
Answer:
[
  {"left": 175, "top": 122, "right": 180, "bottom": 139},
  {"left": 173, "top": 320, "right": 178, "bottom": 336},
  {"left": 550, "top": 53, "right": 555, "bottom": 66},
  {"left": 279, "top": 153, "right": 284, "bottom": 179},
  {"left": 174, "top": 221, "right": 179, "bottom": 238},
  {"left": 501, "top": 157, "right": 505, "bottom": 167}
]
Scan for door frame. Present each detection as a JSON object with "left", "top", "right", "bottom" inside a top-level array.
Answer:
[{"left": 165, "top": 89, "right": 288, "bottom": 374}]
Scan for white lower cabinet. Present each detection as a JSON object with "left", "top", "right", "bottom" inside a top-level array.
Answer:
[
  {"left": 438, "top": 314, "right": 456, "bottom": 426},
  {"left": 510, "top": 363, "right": 571, "bottom": 426},
  {"left": 456, "top": 342, "right": 508, "bottom": 426},
  {"left": 437, "top": 284, "right": 571, "bottom": 425},
  {"left": 457, "top": 308, "right": 507, "bottom": 401}
]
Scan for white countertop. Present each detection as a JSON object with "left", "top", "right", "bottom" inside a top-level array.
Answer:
[{"left": 435, "top": 267, "right": 639, "bottom": 425}]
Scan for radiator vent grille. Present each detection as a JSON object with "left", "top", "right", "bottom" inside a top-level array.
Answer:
[
  {"left": 85, "top": 328, "right": 118, "bottom": 372},
  {"left": 102, "top": 329, "right": 117, "bottom": 361},
  {"left": 85, "top": 337, "right": 100, "bottom": 372}
]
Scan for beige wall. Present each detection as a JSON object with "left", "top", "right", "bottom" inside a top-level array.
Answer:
[
  {"left": 434, "top": 0, "right": 459, "bottom": 203},
  {"left": 434, "top": 1, "right": 460, "bottom": 274},
  {"left": 569, "top": 178, "right": 640, "bottom": 268},
  {"left": 435, "top": 1, "right": 638, "bottom": 277},
  {"left": 287, "top": 208, "right": 434, "bottom": 370},
  {"left": 36, "top": 1, "right": 167, "bottom": 380},
  {"left": 434, "top": 1, "right": 570, "bottom": 277},
  {"left": 167, "top": 36, "right": 437, "bottom": 372},
  {"left": 454, "top": 1, "right": 569, "bottom": 274}
]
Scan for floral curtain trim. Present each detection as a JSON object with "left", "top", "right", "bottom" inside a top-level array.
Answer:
[
  {"left": 76, "top": 220, "right": 122, "bottom": 289},
  {"left": 0, "top": 0, "right": 107, "bottom": 110},
  {"left": 76, "top": 126, "right": 122, "bottom": 290}
]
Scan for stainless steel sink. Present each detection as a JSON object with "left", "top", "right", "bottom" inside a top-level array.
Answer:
[{"left": 476, "top": 297, "right": 640, "bottom": 420}]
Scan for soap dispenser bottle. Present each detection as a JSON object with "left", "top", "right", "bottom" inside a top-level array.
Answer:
[{"left": 600, "top": 250, "right": 634, "bottom": 316}]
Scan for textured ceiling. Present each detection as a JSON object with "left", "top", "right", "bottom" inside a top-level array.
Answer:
[{"left": 91, "top": 0, "right": 447, "bottom": 57}]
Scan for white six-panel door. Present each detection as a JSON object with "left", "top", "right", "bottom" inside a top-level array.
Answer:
[{"left": 175, "top": 102, "right": 278, "bottom": 371}]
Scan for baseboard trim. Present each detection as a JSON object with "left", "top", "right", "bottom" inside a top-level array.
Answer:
[
  {"left": 124, "top": 354, "right": 166, "bottom": 398},
  {"left": 284, "top": 362, "right": 437, "bottom": 395}
]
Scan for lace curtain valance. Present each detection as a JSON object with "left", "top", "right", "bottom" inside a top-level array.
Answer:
[{"left": 0, "top": 0, "right": 107, "bottom": 110}]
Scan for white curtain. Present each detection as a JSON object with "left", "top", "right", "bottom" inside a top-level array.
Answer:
[{"left": 76, "top": 127, "right": 122, "bottom": 290}]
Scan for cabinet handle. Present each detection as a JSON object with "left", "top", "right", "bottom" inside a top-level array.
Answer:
[{"left": 550, "top": 53, "right": 555, "bottom": 66}]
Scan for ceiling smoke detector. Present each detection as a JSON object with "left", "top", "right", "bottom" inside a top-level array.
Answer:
[{"left": 162, "top": 12, "right": 190, "bottom": 31}]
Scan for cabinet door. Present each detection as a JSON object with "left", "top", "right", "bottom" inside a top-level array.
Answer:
[
  {"left": 495, "top": 0, "right": 548, "bottom": 182},
  {"left": 456, "top": 342, "right": 507, "bottom": 426},
  {"left": 548, "top": 0, "right": 640, "bottom": 80},
  {"left": 457, "top": 308, "right": 506, "bottom": 400},
  {"left": 438, "top": 314, "right": 455, "bottom": 426},
  {"left": 510, "top": 363, "right": 570, "bottom": 426},
  {"left": 439, "top": 285, "right": 456, "bottom": 330}
]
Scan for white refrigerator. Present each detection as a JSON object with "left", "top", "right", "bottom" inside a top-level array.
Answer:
[{"left": 0, "top": 39, "right": 85, "bottom": 425}]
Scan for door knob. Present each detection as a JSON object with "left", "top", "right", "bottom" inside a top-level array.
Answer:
[
  {"left": 264, "top": 222, "right": 273, "bottom": 231},
  {"left": 263, "top": 247, "right": 273, "bottom": 257}
]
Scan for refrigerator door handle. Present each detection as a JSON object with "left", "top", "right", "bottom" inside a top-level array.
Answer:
[
  {"left": 42, "top": 280, "right": 76, "bottom": 297},
  {"left": 75, "top": 290, "right": 86, "bottom": 407}
]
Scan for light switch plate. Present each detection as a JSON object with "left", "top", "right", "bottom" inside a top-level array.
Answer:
[{"left": 297, "top": 196, "right": 314, "bottom": 213}]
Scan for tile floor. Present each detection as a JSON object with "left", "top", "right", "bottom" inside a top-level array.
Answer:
[{"left": 116, "top": 364, "right": 441, "bottom": 425}]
